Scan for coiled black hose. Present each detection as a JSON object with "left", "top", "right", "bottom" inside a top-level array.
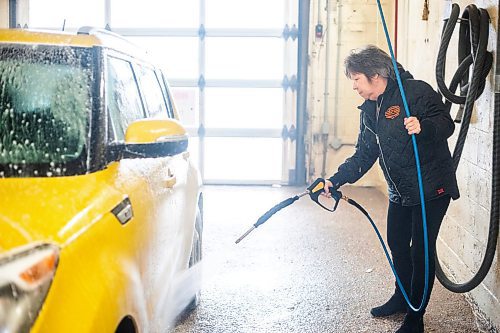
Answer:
[
  {"left": 436, "top": 5, "right": 493, "bottom": 109},
  {"left": 434, "top": 3, "right": 498, "bottom": 293}
]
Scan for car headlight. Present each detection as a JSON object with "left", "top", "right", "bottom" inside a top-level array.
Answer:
[{"left": 0, "top": 243, "right": 59, "bottom": 333}]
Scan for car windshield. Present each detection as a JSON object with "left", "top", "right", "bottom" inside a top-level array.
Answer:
[{"left": 0, "top": 44, "right": 93, "bottom": 177}]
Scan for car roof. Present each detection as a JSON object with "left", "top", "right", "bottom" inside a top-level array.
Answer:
[{"left": 0, "top": 27, "right": 149, "bottom": 59}]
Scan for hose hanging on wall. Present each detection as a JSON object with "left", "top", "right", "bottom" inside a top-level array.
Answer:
[{"left": 435, "top": 3, "right": 498, "bottom": 293}]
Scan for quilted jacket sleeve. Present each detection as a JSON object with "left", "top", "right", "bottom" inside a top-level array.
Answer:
[
  {"left": 412, "top": 82, "right": 455, "bottom": 143},
  {"left": 328, "top": 113, "right": 379, "bottom": 188}
]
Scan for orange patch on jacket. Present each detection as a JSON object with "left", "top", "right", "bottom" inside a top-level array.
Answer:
[{"left": 385, "top": 105, "right": 401, "bottom": 119}]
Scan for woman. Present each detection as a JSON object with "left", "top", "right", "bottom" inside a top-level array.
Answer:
[{"left": 323, "top": 45, "right": 459, "bottom": 333}]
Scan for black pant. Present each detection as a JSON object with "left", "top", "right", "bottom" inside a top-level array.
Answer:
[{"left": 387, "top": 195, "right": 451, "bottom": 315}]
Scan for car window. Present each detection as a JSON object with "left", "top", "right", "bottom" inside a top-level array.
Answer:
[
  {"left": 157, "top": 71, "right": 175, "bottom": 119},
  {"left": 0, "top": 45, "right": 91, "bottom": 169},
  {"left": 135, "top": 64, "right": 169, "bottom": 119},
  {"left": 106, "top": 56, "right": 145, "bottom": 143}
]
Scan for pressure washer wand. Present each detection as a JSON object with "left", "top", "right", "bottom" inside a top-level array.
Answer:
[
  {"left": 235, "top": 191, "right": 309, "bottom": 244},
  {"left": 235, "top": 178, "right": 343, "bottom": 244}
]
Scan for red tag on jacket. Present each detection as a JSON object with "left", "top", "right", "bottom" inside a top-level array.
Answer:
[{"left": 437, "top": 188, "right": 445, "bottom": 195}]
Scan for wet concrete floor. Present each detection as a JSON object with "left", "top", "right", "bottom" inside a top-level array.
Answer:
[{"left": 173, "top": 185, "right": 479, "bottom": 333}]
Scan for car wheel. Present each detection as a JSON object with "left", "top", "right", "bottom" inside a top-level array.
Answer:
[{"left": 185, "top": 197, "right": 203, "bottom": 312}]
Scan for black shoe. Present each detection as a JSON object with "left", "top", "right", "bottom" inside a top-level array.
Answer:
[
  {"left": 370, "top": 293, "right": 407, "bottom": 317},
  {"left": 395, "top": 314, "right": 424, "bottom": 333}
]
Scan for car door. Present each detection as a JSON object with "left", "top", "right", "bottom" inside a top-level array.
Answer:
[
  {"left": 133, "top": 63, "right": 192, "bottom": 254},
  {"left": 105, "top": 54, "right": 191, "bottom": 325}
]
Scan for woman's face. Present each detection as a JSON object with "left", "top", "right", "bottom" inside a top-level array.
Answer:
[{"left": 350, "top": 72, "right": 379, "bottom": 101}]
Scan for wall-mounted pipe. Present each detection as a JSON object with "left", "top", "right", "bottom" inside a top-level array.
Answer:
[
  {"left": 8, "top": 0, "right": 16, "bottom": 28},
  {"left": 295, "top": 0, "right": 310, "bottom": 185},
  {"left": 331, "top": 0, "right": 343, "bottom": 150},
  {"left": 320, "top": 0, "right": 333, "bottom": 178},
  {"left": 394, "top": 0, "right": 398, "bottom": 58}
]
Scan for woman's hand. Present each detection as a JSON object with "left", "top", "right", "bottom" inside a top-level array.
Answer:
[
  {"left": 404, "top": 117, "right": 421, "bottom": 135},
  {"left": 322, "top": 179, "right": 333, "bottom": 198}
]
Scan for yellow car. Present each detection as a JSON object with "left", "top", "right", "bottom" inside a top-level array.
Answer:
[{"left": 0, "top": 27, "right": 203, "bottom": 333}]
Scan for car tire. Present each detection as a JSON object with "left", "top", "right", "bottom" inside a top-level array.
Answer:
[{"left": 185, "top": 197, "right": 203, "bottom": 312}]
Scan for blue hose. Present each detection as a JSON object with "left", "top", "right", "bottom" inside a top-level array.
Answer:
[{"left": 375, "top": 1, "right": 429, "bottom": 312}]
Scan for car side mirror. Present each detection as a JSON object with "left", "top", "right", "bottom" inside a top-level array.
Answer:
[{"left": 120, "top": 118, "right": 189, "bottom": 159}]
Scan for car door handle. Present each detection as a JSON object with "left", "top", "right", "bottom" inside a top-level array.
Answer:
[{"left": 164, "top": 173, "right": 177, "bottom": 188}]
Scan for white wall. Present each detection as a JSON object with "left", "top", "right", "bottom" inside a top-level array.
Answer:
[
  {"left": 0, "top": 0, "right": 8, "bottom": 28},
  {"left": 307, "top": 0, "right": 499, "bottom": 330}
]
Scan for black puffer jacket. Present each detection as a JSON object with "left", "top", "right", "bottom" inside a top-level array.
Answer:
[{"left": 329, "top": 69, "right": 460, "bottom": 206}]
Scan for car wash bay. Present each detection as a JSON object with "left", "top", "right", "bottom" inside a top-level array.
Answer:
[
  {"left": 3, "top": 0, "right": 499, "bottom": 332},
  {"left": 173, "top": 185, "right": 478, "bottom": 333}
]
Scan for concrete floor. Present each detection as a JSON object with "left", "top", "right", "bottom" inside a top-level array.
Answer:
[{"left": 173, "top": 185, "right": 479, "bottom": 333}]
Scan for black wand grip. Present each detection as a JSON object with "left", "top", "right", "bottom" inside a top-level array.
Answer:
[{"left": 254, "top": 196, "right": 300, "bottom": 228}]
